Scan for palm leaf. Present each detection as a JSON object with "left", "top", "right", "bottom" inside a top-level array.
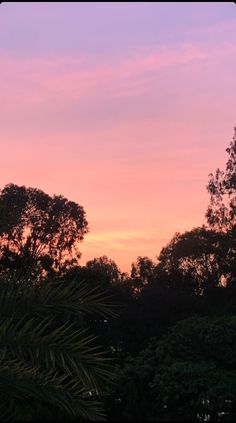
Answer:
[
  {"left": 0, "top": 359, "right": 106, "bottom": 421},
  {"left": 0, "top": 276, "right": 118, "bottom": 320},
  {"left": 0, "top": 273, "right": 116, "bottom": 420}
]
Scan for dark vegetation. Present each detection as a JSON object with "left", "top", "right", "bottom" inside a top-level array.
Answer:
[{"left": 0, "top": 126, "right": 236, "bottom": 420}]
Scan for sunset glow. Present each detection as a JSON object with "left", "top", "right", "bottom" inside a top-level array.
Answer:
[{"left": 1, "top": 2, "right": 236, "bottom": 271}]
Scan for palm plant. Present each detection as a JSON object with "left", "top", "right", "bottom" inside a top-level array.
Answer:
[{"left": 0, "top": 273, "right": 117, "bottom": 421}]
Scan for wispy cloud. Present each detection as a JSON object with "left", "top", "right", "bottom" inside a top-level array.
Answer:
[{"left": 0, "top": 43, "right": 207, "bottom": 106}]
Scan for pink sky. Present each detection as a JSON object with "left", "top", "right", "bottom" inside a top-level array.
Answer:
[{"left": 0, "top": 2, "right": 236, "bottom": 272}]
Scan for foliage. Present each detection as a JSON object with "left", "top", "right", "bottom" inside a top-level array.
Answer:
[
  {"left": 105, "top": 316, "right": 236, "bottom": 421},
  {"left": 206, "top": 126, "right": 236, "bottom": 231},
  {"left": 64, "top": 256, "right": 123, "bottom": 289},
  {"left": 130, "top": 256, "right": 156, "bottom": 293},
  {"left": 156, "top": 227, "right": 231, "bottom": 293},
  {"left": 152, "top": 316, "right": 236, "bottom": 421},
  {"left": 0, "top": 184, "right": 88, "bottom": 278},
  {"left": 0, "top": 275, "right": 116, "bottom": 421}
]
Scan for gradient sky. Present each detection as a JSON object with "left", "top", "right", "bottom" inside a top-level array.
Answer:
[{"left": 1, "top": 2, "right": 236, "bottom": 272}]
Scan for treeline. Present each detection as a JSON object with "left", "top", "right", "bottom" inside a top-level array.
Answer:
[{"left": 0, "top": 126, "right": 236, "bottom": 421}]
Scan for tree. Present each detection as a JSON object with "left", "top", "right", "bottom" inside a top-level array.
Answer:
[
  {"left": 104, "top": 338, "right": 158, "bottom": 421},
  {"left": 152, "top": 316, "right": 236, "bottom": 421},
  {"left": 206, "top": 126, "right": 236, "bottom": 286},
  {"left": 84, "top": 256, "right": 122, "bottom": 286},
  {"left": 206, "top": 125, "right": 236, "bottom": 231},
  {"left": 0, "top": 183, "right": 88, "bottom": 278},
  {"left": 106, "top": 316, "right": 236, "bottom": 421},
  {"left": 62, "top": 257, "right": 134, "bottom": 356},
  {"left": 0, "top": 273, "right": 116, "bottom": 421},
  {"left": 130, "top": 256, "right": 156, "bottom": 293},
  {"left": 156, "top": 227, "right": 227, "bottom": 294}
]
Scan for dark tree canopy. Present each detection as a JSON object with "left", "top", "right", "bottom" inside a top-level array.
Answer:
[
  {"left": 85, "top": 256, "right": 122, "bottom": 285},
  {"left": 0, "top": 183, "right": 88, "bottom": 277},
  {"left": 151, "top": 316, "right": 236, "bottom": 421},
  {"left": 62, "top": 255, "right": 125, "bottom": 291},
  {"left": 106, "top": 316, "right": 236, "bottom": 422},
  {"left": 130, "top": 256, "right": 156, "bottom": 292},
  {"left": 156, "top": 227, "right": 228, "bottom": 293}
]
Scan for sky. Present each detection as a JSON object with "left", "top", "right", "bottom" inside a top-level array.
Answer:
[{"left": 0, "top": 2, "right": 236, "bottom": 272}]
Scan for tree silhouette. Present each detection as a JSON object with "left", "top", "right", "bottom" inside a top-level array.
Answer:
[
  {"left": 0, "top": 183, "right": 88, "bottom": 278},
  {"left": 206, "top": 125, "right": 236, "bottom": 231},
  {"left": 156, "top": 227, "right": 227, "bottom": 294},
  {"left": 131, "top": 256, "right": 156, "bottom": 293}
]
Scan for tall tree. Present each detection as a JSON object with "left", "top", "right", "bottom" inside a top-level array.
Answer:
[
  {"left": 206, "top": 125, "right": 236, "bottom": 231},
  {"left": 206, "top": 126, "right": 236, "bottom": 286},
  {"left": 0, "top": 184, "right": 88, "bottom": 277}
]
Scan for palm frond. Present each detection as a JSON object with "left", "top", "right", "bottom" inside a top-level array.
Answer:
[
  {"left": 0, "top": 276, "right": 118, "bottom": 321},
  {"left": 0, "top": 316, "right": 113, "bottom": 392},
  {"left": 0, "top": 359, "right": 106, "bottom": 421},
  {"left": 0, "top": 272, "right": 116, "bottom": 420}
]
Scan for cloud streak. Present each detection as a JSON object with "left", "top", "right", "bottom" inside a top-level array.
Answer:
[{"left": 0, "top": 43, "right": 207, "bottom": 105}]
